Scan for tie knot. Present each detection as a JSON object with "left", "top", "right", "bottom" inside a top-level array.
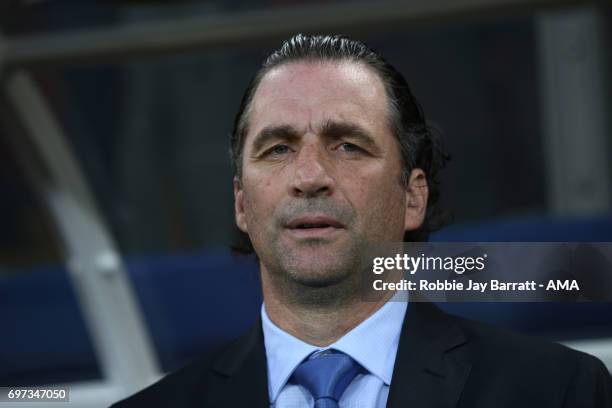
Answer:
[{"left": 291, "top": 350, "right": 362, "bottom": 408}]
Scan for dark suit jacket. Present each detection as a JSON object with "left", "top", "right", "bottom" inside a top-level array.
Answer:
[{"left": 112, "top": 302, "right": 612, "bottom": 407}]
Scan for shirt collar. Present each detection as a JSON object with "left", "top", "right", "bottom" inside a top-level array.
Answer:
[{"left": 261, "top": 292, "right": 408, "bottom": 403}]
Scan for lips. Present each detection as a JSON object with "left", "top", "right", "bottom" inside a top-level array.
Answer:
[
  {"left": 286, "top": 215, "right": 344, "bottom": 230},
  {"left": 284, "top": 215, "right": 344, "bottom": 239}
]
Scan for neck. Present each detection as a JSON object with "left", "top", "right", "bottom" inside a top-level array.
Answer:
[{"left": 262, "top": 274, "right": 393, "bottom": 347}]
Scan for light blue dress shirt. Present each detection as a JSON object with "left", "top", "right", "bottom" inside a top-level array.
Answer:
[{"left": 261, "top": 294, "right": 408, "bottom": 408}]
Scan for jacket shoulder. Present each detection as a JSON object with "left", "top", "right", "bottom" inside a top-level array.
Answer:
[
  {"left": 457, "top": 315, "right": 596, "bottom": 366},
  {"left": 109, "top": 337, "right": 240, "bottom": 407},
  {"left": 451, "top": 313, "right": 612, "bottom": 406}
]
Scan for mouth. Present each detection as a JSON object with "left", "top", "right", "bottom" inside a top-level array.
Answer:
[{"left": 285, "top": 215, "right": 344, "bottom": 238}]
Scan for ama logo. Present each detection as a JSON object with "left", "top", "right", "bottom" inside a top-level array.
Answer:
[{"left": 546, "top": 280, "right": 580, "bottom": 291}]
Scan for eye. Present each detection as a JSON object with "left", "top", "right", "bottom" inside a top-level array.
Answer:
[
  {"left": 263, "top": 144, "right": 291, "bottom": 157},
  {"left": 338, "top": 142, "right": 362, "bottom": 153}
]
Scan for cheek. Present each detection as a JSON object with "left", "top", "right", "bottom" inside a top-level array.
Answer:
[
  {"left": 343, "top": 168, "right": 406, "bottom": 234},
  {"left": 369, "top": 183, "right": 404, "bottom": 216},
  {"left": 242, "top": 174, "right": 282, "bottom": 222},
  {"left": 341, "top": 164, "right": 403, "bottom": 206}
]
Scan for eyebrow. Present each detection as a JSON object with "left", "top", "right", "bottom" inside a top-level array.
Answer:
[
  {"left": 319, "top": 120, "right": 378, "bottom": 150},
  {"left": 251, "top": 124, "right": 301, "bottom": 154},
  {"left": 250, "top": 120, "right": 379, "bottom": 154}
]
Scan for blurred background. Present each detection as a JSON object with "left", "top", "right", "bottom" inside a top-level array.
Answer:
[{"left": 0, "top": 0, "right": 611, "bottom": 406}]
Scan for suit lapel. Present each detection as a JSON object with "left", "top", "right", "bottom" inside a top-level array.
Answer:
[
  {"left": 209, "top": 320, "right": 270, "bottom": 408},
  {"left": 204, "top": 301, "right": 471, "bottom": 408},
  {"left": 386, "top": 301, "right": 472, "bottom": 408}
]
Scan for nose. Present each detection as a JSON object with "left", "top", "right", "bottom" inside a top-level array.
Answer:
[{"left": 289, "top": 141, "right": 335, "bottom": 198}]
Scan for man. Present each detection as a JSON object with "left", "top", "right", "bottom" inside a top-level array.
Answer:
[{"left": 113, "top": 34, "right": 612, "bottom": 407}]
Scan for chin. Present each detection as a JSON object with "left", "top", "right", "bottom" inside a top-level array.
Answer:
[
  {"left": 288, "top": 267, "right": 350, "bottom": 288},
  {"left": 282, "top": 252, "right": 357, "bottom": 288},
  {"left": 266, "top": 237, "right": 364, "bottom": 286}
]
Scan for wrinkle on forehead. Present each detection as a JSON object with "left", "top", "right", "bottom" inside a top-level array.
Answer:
[{"left": 246, "top": 60, "right": 391, "bottom": 143}]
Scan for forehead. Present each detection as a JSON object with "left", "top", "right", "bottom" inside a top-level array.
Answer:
[{"left": 246, "top": 60, "right": 391, "bottom": 139}]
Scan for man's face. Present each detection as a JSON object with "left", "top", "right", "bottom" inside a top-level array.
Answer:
[{"left": 234, "top": 61, "right": 426, "bottom": 291}]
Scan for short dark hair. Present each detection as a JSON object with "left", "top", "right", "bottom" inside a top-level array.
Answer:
[{"left": 230, "top": 34, "right": 450, "bottom": 251}]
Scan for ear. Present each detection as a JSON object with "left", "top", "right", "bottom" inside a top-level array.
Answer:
[
  {"left": 234, "top": 177, "right": 248, "bottom": 234},
  {"left": 404, "top": 168, "right": 428, "bottom": 232}
]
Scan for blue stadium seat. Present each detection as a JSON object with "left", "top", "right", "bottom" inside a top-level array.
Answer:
[{"left": 430, "top": 215, "right": 612, "bottom": 340}]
